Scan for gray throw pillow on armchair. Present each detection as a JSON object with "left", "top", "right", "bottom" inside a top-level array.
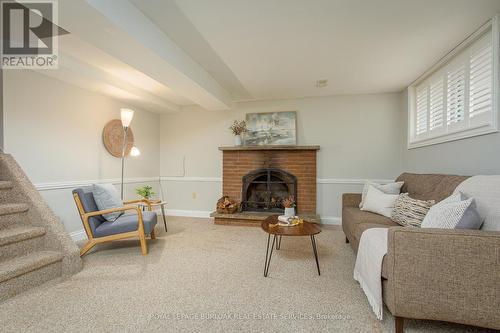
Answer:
[{"left": 92, "top": 184, "right": 124, "bottom": 222}]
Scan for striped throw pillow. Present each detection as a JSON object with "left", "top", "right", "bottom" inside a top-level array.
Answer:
[{"left": 391, "top": 193, "right": 435, "bottom": 227}]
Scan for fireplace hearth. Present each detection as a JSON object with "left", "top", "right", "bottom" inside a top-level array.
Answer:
[{"left": 241, "top": 168, "right": 297, "bottom": 213}]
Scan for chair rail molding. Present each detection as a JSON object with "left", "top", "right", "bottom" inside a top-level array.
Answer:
[
  {"left": 35, "top": 177, "right": 160, "bottom": 191},
  {"left": 160, "top": 176, "right": 393, "bottom": 185}
]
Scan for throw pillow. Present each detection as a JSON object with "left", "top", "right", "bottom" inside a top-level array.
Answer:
[
  {"left": 359, "top": 181, "right": 404, "bottom": 208},
  {"left": 391, "top": 193, "right": 435, "bottom": 227},
  {"left": 92, "top": 184, "right": 124, "bottom": 222},
  {"left": 421, "top": 193, "right": 483, "bottom": 229},
  {"left": 360, "top": 185, "right": 400, "bottom": 218}
]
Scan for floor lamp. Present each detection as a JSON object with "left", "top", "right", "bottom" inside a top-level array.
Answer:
[{"left": 120, "top": 108, "right": 141, "bottom": 200}]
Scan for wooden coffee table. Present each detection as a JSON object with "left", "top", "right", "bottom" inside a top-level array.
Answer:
[{"left": 261, "top": 215, "right": 321, "bottom": 277}]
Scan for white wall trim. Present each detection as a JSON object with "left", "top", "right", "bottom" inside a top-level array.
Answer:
[
  {"left": 160, "top": 176, "right": 393, "bottom": 185},
  {"left": 35, "top": 177, "right": 160, "bottom": 191},
  {"left": 68, "top": 212, "right": 342, "bottom": 241},
  {"left": 69, "top": 229, "right": 88, "bottom": 242},
  {"left": 166, "top": 209, "right": 212, "bottom": 218},
  {"left": 160, "top": 176, "right": 222, "bottom": 182},
  {"left": 316, "top": 178, "right": 393, "bottom": 184},
  {"left": 320, "top": 216, "right": 342, "bottom": 225},
  {"left": 43, "top": 176, "right": 395, "bottom": 191}
]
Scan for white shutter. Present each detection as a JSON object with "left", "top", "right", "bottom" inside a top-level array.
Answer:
[
  {"left": 446, "top": 65, "right": 465, "bottom": 126},
  {"left": 408, "top": 20, "right": 497, "bottom": 149},
  {"left": 416, "top": 86, "right": 428, "bottom": 135},
  {"left": 469, "top": 42, "right": 493, "bottom": 122},
  {"left": 429, "top": 79, "right": 444, "bottom": 131}
]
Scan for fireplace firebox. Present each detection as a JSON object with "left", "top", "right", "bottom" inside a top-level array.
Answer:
[{"left": 241, "top": 168, "right": 297, "bottom": 213}]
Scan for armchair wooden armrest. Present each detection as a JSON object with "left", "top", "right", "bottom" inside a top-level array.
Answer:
[
  {"left": 84, "top": 205, "right": 143, "bottom": 219},
  {"left": 83, "top": 205, "right": 145, "bottom": 235},
  {"left": 123, "top": 199, "right": 161, "bottom": 210}
]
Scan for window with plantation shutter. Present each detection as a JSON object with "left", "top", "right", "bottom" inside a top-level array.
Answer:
[
  {"left": 469, "top": 43, "right": 493, "bottom": 123},
  {"left": 416, "top": 87, "right": 428, "bottom": 135},
  {"left": 429, "top": 79, "right": 444, "bottom": 131},
  {"left": 446, "top": 65, "right": 465, "bottom": 126},
  {"left": 408, "top": 17, "right": 498, "bottom": 149}
]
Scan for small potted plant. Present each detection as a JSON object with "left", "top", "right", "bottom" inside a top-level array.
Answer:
[
  {"left": 135, "top": 185, "right": 156, "bottom": 200},
  {"left": 283, "top": 196, "right": 296, "bottom": 217},
  {"left": 229, "top": 120, "right": 247, "bottom": 146}
]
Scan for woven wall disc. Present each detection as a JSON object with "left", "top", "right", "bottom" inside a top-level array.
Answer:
[{"left": 102, "top": 119, "right": 135, "bottom": 158}]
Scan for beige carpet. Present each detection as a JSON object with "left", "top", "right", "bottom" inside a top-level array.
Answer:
[{"left": 0, "top": 217, "right": 493, "bottom": 332}]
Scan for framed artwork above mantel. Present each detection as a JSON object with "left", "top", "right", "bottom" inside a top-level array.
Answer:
[{"left": 245, "top": 111, "right": 297, "bottom": 145}]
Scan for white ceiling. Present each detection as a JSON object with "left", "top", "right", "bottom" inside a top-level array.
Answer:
[
  {"left": 172, "top": 0, "right": 500, "bottom": 100},
  {"left": 37, "top": 0, "right": 500, "bottom": 112}
]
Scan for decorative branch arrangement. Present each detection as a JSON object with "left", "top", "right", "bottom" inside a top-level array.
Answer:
[
  {"left": 229, "top": 120, "right": 247, "bottom": 135},
  {"left": 282, "top": 196, "right": 295, "bottom": 208}
]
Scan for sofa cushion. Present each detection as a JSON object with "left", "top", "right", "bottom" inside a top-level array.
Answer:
[
  {"left": 94, "top": 211, "right": 157, "bottom": 238},
  {"left": 396, "top": 173, "right": 469, "bottom": 203},
  {"left": 343, "top": 207, "right": 398, "bottom": 243}
]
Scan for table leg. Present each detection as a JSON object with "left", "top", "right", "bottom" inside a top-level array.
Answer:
[
  {"left": 160, "top": 205, "right": 167, "bottom": 232},
  {"left": 264, "top": 234, "right": 276, "bottom": 277},
  {"left": 276, "top": 235, "right": 282, "bottom": 250},
  {"left": 310, "top": 235, "right": 320, "bottom": 275}
]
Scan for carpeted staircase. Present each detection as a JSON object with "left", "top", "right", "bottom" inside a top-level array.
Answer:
[{"left": 0, "top": 154, "right": 81, "bottom": 301}]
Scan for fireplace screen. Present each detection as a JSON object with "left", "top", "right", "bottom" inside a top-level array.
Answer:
[{"left": 241, "top": 168, "right": 297, "bottom": 213}]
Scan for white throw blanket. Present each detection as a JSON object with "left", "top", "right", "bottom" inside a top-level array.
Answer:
[{"left": 353, "top": 228, "right": 388, "bottom": 320}]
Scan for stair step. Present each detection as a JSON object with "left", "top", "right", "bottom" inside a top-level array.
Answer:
[
  {"left": 0, "top": 203, "right": 29, "bottom": 216},
  {"left": 0, "top": 181, "right": 13, "bottom": 190},
  {"left": 0, "top": 226, "right": 45, "bottom": 247},
  {"left": 0, "top": 251, "right": 63, "bottom": 283}
]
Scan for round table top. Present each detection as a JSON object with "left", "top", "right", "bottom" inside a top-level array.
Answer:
[{"left": 261, "top": 215, "right": 321, "bottom": 236}]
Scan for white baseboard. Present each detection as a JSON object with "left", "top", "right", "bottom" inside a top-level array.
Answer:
[
  {"left": 166, "top": 209, "right": 212, "bottom": 218},
  {"left": 68, "top": 211, "right": 341, "bottom": 242},
  {"left": 319, "top": 216, "right": 342, "bottom": 225},
  {"left": 69, "top": 229, "right": 88, "bottom": 242}
]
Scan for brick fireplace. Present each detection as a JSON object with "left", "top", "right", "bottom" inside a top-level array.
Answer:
[{"left": 211, "top": 145, "right": 320, "bottom": 226}]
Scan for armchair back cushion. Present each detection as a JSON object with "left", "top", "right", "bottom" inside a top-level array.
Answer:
[{"left": 72, "top": 187, "right": 105, "bottom": 235}]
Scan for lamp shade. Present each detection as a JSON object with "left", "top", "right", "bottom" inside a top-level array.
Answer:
[
  {"left": 120, "top": 108, "right": 134, "bottom": 127},
  {"left": 130, "top": 146, "right": 141, "bottom": 157}
]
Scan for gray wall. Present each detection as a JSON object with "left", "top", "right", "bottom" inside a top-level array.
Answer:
[
  {"left": 0, "top": 69, "right": 3, "bottom": 152},
  {"left": 3, "top": 70, "right": 161, "bottom": 234},
  {"left": 400, "top": 91, "right": 500, "bottom": 175},
  {"left": 160, "top": 93, "right": 403, "bottom": 222}
]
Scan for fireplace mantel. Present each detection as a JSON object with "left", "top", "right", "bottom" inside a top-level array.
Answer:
[{"left": 219, "top": 145, "right": 320, "bottom": 151}]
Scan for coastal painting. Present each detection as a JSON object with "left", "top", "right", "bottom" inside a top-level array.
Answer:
[{"left": 245, "top": 111, "right": 297, "bottom": 145}]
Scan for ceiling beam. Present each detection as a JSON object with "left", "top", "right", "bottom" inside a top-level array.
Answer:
[{"left": 58, "top": 0, "right": 232, "bottom": 111}]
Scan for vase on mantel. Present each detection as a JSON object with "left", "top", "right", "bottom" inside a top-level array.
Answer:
[{"left": 234, "top": 135, "right": 242, "bottom": 146}]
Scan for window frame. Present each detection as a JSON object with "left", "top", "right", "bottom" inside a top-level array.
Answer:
[{"left": 407, "top": 16, "right": 499, "bottom": 149}]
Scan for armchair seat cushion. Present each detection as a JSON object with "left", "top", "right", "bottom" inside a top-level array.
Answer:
[{"left": 94, "top": 211, "right": 157, "bottom": 238}]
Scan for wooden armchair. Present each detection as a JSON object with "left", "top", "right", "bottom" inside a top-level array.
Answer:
[{"left": 72, "top": 187, "right": 158, "bottom": 256}]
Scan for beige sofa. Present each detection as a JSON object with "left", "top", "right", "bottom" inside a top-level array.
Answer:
[{"left": 342, "top": 173, "right": 500, "bottom": 332}]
